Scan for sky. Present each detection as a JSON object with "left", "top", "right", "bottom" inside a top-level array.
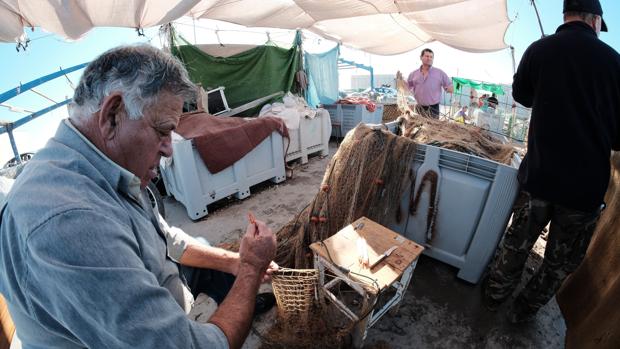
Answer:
[{"left": 1, "top": 0, "right": 619, "bottom": 165}]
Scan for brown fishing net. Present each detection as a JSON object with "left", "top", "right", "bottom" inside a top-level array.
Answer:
[
  {"left": 257, "top": 125, "right": 418, "bottom": 348},
  {"left": 258, "top": 302, "right": 355, "bottom": 349},
  {"left": 382, "top": 104, "right": 405, "bottom": 123},
  {"left": 274, "top": 125, "right": 418, "bottom": 269},
  {"left": 392, "top": 70, "right": 516, "bottom": 165},
  {"left": 260, "top": 100, "right": 515, "bottom": 346},
  {"left": 396, "top": 114, "right": 516, "bottom": 165}
]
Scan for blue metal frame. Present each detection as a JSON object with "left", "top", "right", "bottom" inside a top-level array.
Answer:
[
  {"left": 0, "top": 99, "right": 72, "bottom": 135},
  {"left": 0, "top": 63, "right": 88, "bottom": 104},
  {"left": 337, "top": 58, "right": 375, "bottom": 90},
  {"left": 1, "top": 99, "right": 72, "bottom": 165},
  {"left": 1, "top": 63, "right": 88, "bottom": 166}
]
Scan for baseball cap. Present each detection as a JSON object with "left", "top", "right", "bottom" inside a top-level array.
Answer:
[{"left": 563, "top": 0, "right": 608, "bottom": 32}]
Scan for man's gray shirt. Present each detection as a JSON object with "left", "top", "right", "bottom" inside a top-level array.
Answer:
[{"left": 0, "top": 120, "right": 228, "bottom": 348}]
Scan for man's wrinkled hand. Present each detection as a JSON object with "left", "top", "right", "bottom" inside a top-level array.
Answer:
[{"left": 238, "top": 220, "right": 276, "bottom": 274}]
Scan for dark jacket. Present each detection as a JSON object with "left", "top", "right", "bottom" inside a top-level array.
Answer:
[{"left": 513, "top": 21, "right": 620, "bottom": 211}]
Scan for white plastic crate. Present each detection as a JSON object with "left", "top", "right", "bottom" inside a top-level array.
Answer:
[
  {"left": 474, "top": 109, "right": 505, "bottom": 134},
  {"left": 324, "top": 103, "right": 384, "bottom": 137},
  {"left": 285, "top": 109, "right": 331, "bottom": 164},
  {"left": 389, "top": 143, "right": 520, "bottom": 284},
  {"left": 160, "top": 132, "right": 286, "bottom": 220}
]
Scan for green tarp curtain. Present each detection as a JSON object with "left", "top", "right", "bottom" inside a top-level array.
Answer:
[
  {"left": 452, "top": 77, "right": 505, "bottom": 96},
  {"left": 171, "top": 33, "right": 301, "bottom": 116}
]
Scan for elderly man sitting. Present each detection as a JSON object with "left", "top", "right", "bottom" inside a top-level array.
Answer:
[{"left": 0, "top": 44, "right": 277, "bottom": 349}]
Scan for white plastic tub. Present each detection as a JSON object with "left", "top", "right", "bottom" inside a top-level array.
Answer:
[
  {"left": 160, "top": 132, "right": 286, "bottom": 220},
  {"left": 474, "top": 109, "right": 505, "bottom": 134},
  {"left": 285, "top": 109, "right": 331, "bottom": 164},
  {"left": 324, "top": 103, "right": 384, "bottom": 137},
  {"left": 388, "top": 137, "right": 520, "bottom": 284}
]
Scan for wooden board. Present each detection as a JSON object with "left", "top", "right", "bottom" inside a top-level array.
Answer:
[{"left": 310, "top": 217, "right": 424, "bottom": 292}]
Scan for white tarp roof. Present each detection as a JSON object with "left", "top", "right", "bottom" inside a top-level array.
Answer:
[{"left": 0, "top": 0, "right": 509, "bottom": 55}]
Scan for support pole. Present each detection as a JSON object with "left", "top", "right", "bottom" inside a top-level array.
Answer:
[
  {"left": 6, "top": 124, "right": 21, "bottom": 165},
  {"left": 531, "top": 0, "right": 545, "bottom": 38}
]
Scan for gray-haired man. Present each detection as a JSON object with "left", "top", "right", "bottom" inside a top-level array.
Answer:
[{"left": 0, "top": 45, "right": 277, "bottom": 348}]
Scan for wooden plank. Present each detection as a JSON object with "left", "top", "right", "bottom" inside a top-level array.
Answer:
[{"left": 310, "top": 217, "right": 424, "bottom": 292}]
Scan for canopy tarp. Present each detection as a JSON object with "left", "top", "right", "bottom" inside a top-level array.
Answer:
[
  {"left": 452, "top": 77, "right": 505, "bottom": 95},
  {"left": 0, "top": 0, "right": 510, "bottom": 55},
  {"left": 171, "top": 35, "right": 301, "bottom": 116},
  {"left": 305, "top": 46, "right": 339, "bottom": 108}
]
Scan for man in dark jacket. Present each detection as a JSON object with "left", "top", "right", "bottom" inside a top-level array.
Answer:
[{"left": 483, "top": 0, "right": 620, "bottom": 323}]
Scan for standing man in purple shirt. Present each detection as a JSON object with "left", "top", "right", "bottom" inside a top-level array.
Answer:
[{"left": 407, "top": 48, "right": 454, "bottom": 118}]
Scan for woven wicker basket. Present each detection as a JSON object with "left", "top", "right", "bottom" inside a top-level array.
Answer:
[{"left": 271, "top": 268, "right": 318, "bottom": 316}]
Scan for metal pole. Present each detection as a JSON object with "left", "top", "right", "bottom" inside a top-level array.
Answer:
[
  {"left": 0, "top": 62, "right": 88, "bottom": 104},
  {"left": 531, "top": 0, "right": 545, "bottom": 38},
  {"left": 6, "top": 124, "right": 21, "bottom": 165},
  {"left": 510, "top": 46, "right": 516, "bottom": 75},
  {"left": 369, "top": 66, "right": 374, "bottom": 90},
  {"left": 192, "top": 17, "right": 197, "bottom": 44}
]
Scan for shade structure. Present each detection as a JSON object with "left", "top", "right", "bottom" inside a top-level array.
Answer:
[{"left": 1, "top": 0, "right": 509, "bottom": 55}]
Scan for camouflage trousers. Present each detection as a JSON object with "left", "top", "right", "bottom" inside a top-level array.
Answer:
[{"left": 485, "top": 190, "right": 601, "bottom": 314}]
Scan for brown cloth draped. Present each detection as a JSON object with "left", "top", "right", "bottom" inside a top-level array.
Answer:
[
  {"left": 557, "top": 152, "right": 620, "bottom": 349},
  {"left": 175, "top": 112, "right": 288, "bottom": 174}
]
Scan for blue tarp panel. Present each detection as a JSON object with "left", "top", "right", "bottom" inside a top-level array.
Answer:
[{"left": 305, "top": 46, "right": 339, "bottom": 108}]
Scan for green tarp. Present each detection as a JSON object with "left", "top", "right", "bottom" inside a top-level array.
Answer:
[
  {"left": 171, "top": 35, "right": 301, "bottom": 116},
  {"left": 452, "top": 77, "right": 505, "bottom": 96}
]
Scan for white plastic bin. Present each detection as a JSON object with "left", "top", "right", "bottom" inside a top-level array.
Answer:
[
  {"left": 389, "top": 143, "right": 520, "bottom": 284},
  {"left": 324, "top": 103, "right": 384, "bottom": 137},
  {"left": 285, "top": 109, "right": 331, "bottom": 164},
  {"left": 474, "top": 109, "right": 505, "bottom": 134},
  {"left": 160, "top": 132, "right": 286, "bottom": 220}
]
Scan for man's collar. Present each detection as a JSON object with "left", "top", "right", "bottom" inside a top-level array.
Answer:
[
  {"left": 63, "top": 119, "right": 142, "bottom": 202},
  {"left": 419, "top": 65, "right": 433, "bottom": 72},
  {"left": 556, "top": 21, "right": 597, "bottom": 36}
]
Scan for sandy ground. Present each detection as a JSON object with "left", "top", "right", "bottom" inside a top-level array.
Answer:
[{"left": 165, "top": 141, "right": 566, "bottom": 349}]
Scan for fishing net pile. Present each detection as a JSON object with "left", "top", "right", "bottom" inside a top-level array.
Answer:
[
  {"left": 258, "top": 102, "right": 515, "bottom": 347},
  {"left": 396, "top": 114, "right": 516, "bottom": 165},
  {"left": 392, "top": 70, "right": 516, "bottom": 165},
  {"left": 256, "top": 125, "right": 417, "bottom": 348},
  {"left": 271, "top": 114, "right": 515, "bottom": 268},
  {"left": 258, "top": 304, "right": 354, "bottom": 348},
  {"left": 274, "top": 124, "right": 417, "bottom": 269},
  {"left": 382, "top": 104, "right": 407, "bottom": 123}
]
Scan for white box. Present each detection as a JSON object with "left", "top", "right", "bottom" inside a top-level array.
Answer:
[
  {"left": 474, "top": 109, "right": 505, "bottom": 134},
  {"left": 324, "top": 104, "right": 384, "bottom": 137},
  {"left": 160, "top": 132, "right": 286, "bottom": 220},
  {"left": 285, "top": 109, "right": 331, "bottom": 164},
  {"left": 390, "top": 144, "right": 520, "bottom": 284}
]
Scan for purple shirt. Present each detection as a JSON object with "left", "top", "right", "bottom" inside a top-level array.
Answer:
[{"left": 407, "top": 66, "right": 452, "bottom": 106}]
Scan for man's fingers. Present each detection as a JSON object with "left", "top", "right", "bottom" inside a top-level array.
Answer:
[
  {"left": 265, "top": 265, "right": 279, "bottom": 275},
  {"left": 254, "top": 220, "right": 274, "bottom": 238},
  {"left": 254, "top": 220, "right": 267, "bottom": 233},
  {"left": 245, "top": 222, "right": 257, "bottom": 236}
]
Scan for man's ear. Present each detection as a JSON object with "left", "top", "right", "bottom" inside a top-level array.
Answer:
[{"left": 98, "top": 93, "right": 125, "bottom": 140}]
